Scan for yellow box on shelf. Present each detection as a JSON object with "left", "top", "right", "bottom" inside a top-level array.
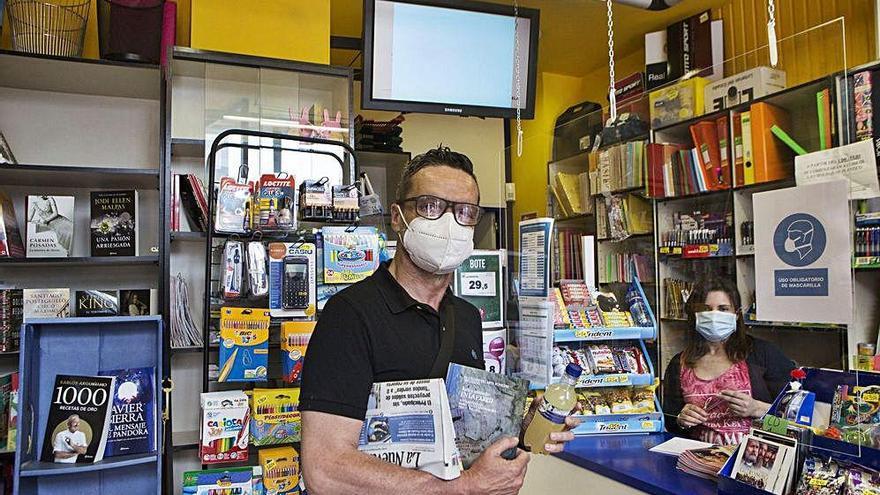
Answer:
[
  {"left": 649, "top": 77, "right": 708, "bottom": 128},
  {"left": 191, "top": 0, "right": 330, "bottom": 64}
]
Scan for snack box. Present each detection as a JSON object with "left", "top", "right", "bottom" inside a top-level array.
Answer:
[
  {"left": 649, "top": 77, "right": 709, "bottom": 128},
  {"left": 705, "top": 66, "right": 786, "bottom": 112}
]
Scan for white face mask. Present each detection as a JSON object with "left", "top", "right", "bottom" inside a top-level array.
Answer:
[
  {"left": 395, "top": 205, "right": 474, "bottom": 275},
  {"left": 695, "top": 311, "right": 737, "bottom": 342}
]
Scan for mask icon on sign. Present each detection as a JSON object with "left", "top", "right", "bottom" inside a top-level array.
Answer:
[{"left": 784, "top": 219, "right": 815, "bottom": 261}]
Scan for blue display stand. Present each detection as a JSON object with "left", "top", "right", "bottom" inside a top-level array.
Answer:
[{"left": 13, "top": 316, "right": 163, "bottom": 495}]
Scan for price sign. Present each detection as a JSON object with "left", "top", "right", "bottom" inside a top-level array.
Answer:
[
  {"left": 460, "top": 272, "right": 496, "bottom": 297},
  {"left": 761, "top": 415, "right": 789, "bottom": 435}
]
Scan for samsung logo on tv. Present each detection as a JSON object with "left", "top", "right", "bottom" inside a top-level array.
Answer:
[{"left": 444, "top": 107, "right": 463, "bottom": 114}]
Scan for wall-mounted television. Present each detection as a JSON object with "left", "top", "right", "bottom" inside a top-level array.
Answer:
[{"left": 362, "top": 0, "right": 540, "bottom": 119}]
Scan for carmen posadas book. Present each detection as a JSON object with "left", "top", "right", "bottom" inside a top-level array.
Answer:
[
  {"left": 75, "top": 290, "right": 119, "bottom": 317},
  {"left": 40, "top": 374, "right": 115, "bottom": 464},
  {"left": 98, "top": 367, "right": 156, "bottom": 457},
  {"left": 26, "top": 195, "right": 74, "bottom": 258},
  {"left": 445, "top": 363, "right": 529, "bottom": 469},
  {"left": 90, "top": 190, "right": 138, "bottom": 256}
]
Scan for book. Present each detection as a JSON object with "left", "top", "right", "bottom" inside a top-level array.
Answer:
[
  {"left": 358, "top": 379, "right": 461, "bottom": 480},
  {"left": 119, "top": 289, "right": 155, "bottom": 316},
  {"left": 445, "top": 364, "right": 528, "bottom": 468},
  {"left": 177, "top": 174, "right": 209, "bottom": 232},
  {"left": 7, "top": 372, "right": 18, "bottom": 452},
  {"left": 0, "top": 290, "right": 22, "bottom": 352},
  {"left": 41, "top": 374, "right": 115, "bottom": 463},
  {"left": 676, "top": 445, "right": 735, "bottom": 480},
  {"left": 26, "top": 195, "right": 74, "bottom": 257},
  {"left": 0, "top": 132, "right": 16, "bottom": 165},
  {"left": 98, "top": 367, "right": 156, "bottom": 457},
  {"left": 23, "top": 288, "right": 70, "bottom": 319},
  {"left": 554, "top": 171, "right": 585, "bottom": 214},
  {"left": 730, "top": 433, "right": 796, "bottom": 494},
  {"left": 0, "top": 373, "right": 13, "bottom": 449},
  {"left": 75, "top": 290, "right": 119, "bottom": 317},
  {"left": 90, "top": 190, "right": 138, "bottom": 256},
  {"left": 0, "top": 190, "right": 24, "bottom": 258}
]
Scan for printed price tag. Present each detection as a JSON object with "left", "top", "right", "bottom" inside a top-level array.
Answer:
[
  {"left": 460, "top": 272, "right": 496, "bottom": 297},
  {"left": 762, "top": 415, "right": 789, "bottom": 435}
]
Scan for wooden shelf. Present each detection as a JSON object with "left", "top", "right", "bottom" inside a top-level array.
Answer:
[
  {"left": 0, "top": 256, "right": 159, "bottom": 267},
  {"left": 0, "top": 49, "right": 160, "bottom": 100},
  {"left": 0, "top": 164, "right": 159, "bottom": 189}
]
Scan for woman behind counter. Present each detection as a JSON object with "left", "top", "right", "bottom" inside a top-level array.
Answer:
[{"left": 663, "top": 279, "right": 795, "bottom": 445}]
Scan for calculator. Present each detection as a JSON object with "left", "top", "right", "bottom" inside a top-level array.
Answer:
[{"left": 282, "top": 255, "right": 310, "bottom": 309}]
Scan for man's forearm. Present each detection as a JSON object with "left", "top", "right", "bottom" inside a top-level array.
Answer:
[{"left": 306, "top": 447, "right": 470, "bottom": 495}]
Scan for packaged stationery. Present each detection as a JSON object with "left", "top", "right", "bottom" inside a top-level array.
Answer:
[
  {"left": 218, "top": 308, "right": 270, "bottom": 382},
  {"left": 199, "top": 391, "right": 250, "bottom": 465},
  {"left": 321, "top": 226, "right": 380, "bottom": 284},
  {"left": 259, "top": 446, "right": 301, "bottom": 495},
  {"left": 183, "top": 466, "right": 255, "bottom": 494},
  {"left": 253, "top": 174, "right": 296, "bottom": 232},
  {"left": 215, "top": 177, "right": 252, "bottom": 234},
  {"left": 281, "top": 321, "right": 315, "bottom": 384},
  {"left": 251, "top": 388, "right": 301, "bottom": 446}
]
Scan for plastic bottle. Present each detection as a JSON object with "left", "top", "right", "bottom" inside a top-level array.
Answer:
[{"left": 523, "top": 363, "right": 582, "bottom": 454}]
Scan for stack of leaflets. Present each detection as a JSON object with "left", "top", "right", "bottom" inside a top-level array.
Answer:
[
  {"left": 357, "top": 378, "right": 461, "bottom": 480},
  {"left": 730, "top": 429, "right": 799, "bottom": 495},
  {"left": 676, "top": 445, "right": 735, "bottom": 480}
]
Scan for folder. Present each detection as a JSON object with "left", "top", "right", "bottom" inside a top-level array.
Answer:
[
  {"left": 750, "top": 102, "right": 793, "bottom": 183},
  {"left": 716, "top": 116, "right": 731, "bottom": 189},
  {"left": 732, "top": 111, "right": 744, "bottom": 187},
  {"left": 817, "top": 89, "right": 833, "bottom": 150},
  {"left": 741, "top": 111, "right": 755, "bottom": 185},
  {"left": 690, "top": 121, "right": 720, "bottom": 190}
]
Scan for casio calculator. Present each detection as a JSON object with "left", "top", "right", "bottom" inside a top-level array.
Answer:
[{"left": 282, "top": 255, "right": 310, "bottom": 309}]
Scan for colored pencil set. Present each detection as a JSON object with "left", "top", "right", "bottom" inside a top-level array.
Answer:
[
  {"left": 218, "top": 307, "right": 270, "bottom": 382},
  {"left": 259, "top": 446, "right": 301, "bottom": 494},
  {"left": 281, "top": 321, "right": 315, "bottom": 384},
  {"left": 206, "top": 488, "right": 245, "bottom": 495},
  {"left": 251, "top": 388, "right": 302, "bottom": 446}
]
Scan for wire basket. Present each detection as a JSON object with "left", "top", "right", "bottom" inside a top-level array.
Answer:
[{"left": 7, "top": 0, "right": 90, "bottom": 57}]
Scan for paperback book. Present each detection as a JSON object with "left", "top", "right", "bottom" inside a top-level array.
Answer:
[
  {"left": 26, "top": 195, "right": 74, "bottom": 257},
  {"left": 358, "top": 378, "right": 461, "bottom": 480},
  {"left": 75, "top": 290, "right": 119, "bottom": 317},
  {"left": 90, "top": 190, "right": 138, "bottom": 256},
  {"left": 119, "top": 289, "right": 156, "bottom": 316},
  {"left": 0, "top": 289, "right": 22, "bottom": 352},
  {"left": 40, "top": 374, "right": 115, "bottom": 464},
  {"left": 98, "top": 367, "right": 156, "bottom": 457},
  {"left": 7, "top": 372, "right": 18, "bottom": 452},
  {"left": 445, "top": 363, "right": 528, "bottom": 468},
  {"left": 730, "top": 432, "right": 797, "bottom": 495},
  {"left": 0, "top": 190, "right": 24, "bottom": 257},
  {"left": 23, "top": 288, "right": 70, "bottom": 319}
]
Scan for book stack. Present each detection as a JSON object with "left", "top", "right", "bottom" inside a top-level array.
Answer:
[
  {"left": 554, "top": 227, "right": 585, "bottom": 281},
  {"left": 171, "top": 173, "right": 209, "bottom": 232},
  {"left": 647, "top": 117, "right": 732, "bottom": 198},
  {"left": 590, "top": 140, "right": 647, "bottom": 195},
  {"left": 677, "top": 445, "right": 735, "bottom": 480},
  {"left": 551, "top": 171, "right": 590, "bottom": 218},
  {"left": 599, "top": 252, "right": 654, "bottom": 285},
  {"left": 0, "top": 290, "right": 22, "bottom": 353}
]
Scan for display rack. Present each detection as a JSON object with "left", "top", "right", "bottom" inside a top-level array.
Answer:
[{"left": 13, "top": 316, "right": 163, "bottom": 495}]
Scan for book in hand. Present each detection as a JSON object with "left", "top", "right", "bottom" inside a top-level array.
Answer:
[
  {"left": 357, "top": 378, "right": 462, "bottom": 480},
  {"left": 41, "top": 374, "right": 115, "bottom": 464},
  {"left": 98, "top": 367, "right": 156, "bottom": 457},
  {"left": 75, "top": 290, "right": 119, "bottom": 317},
  {"left": 445, "top": 363, "right": 528, "bottom": 469},
  {"left": 26, "top": 195, "right": 74, "bottom": 257},
  {"left": 730, "top": 432, "right": 797, "bottom": 495},
  {"left": 90, "top": 191, "right": 138, "bottom": 256}
]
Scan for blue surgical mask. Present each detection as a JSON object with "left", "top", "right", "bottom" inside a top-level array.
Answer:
[{"left": 695, "top": 311, "right": 737, "bottom": 342}]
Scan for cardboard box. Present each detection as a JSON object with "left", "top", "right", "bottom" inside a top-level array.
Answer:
[
  {"left": 649, "top": 77, "right": 708, "bottom": 128},
  {"left": 705, "top": 67, "right": 787, "bottom": 113}
]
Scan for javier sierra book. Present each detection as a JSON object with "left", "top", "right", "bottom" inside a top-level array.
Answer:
[
  {"left": 41, "top": 374, "right": 115, "bottom": 464},
  {"left": 90, "top": 190, "right": 138, "bottom": 256},
  {"left": 99, "top": 367, "right": 156, "bottom": 456},
  {"left": 445, "top": 363, "right": 528, "bottom": 468}
]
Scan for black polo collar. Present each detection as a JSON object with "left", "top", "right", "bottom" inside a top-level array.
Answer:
[{"left": 374, "top": 261, "right": 452, "bottom": 315}]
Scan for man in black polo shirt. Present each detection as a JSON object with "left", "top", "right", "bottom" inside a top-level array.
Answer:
[{"left": 300, "top": 147, "right": 577, "bottom": 495}]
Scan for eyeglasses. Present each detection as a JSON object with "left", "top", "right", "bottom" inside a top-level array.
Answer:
[{"left": 399, "top": 195, "right": 483, "bottom": 226}]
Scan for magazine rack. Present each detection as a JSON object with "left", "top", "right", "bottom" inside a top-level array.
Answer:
[
  {"left": 13, "top": 316, "right": 163, "bottom": 495},
  {"left": 718, "top": 368, "right": 880, "bottom": 495}
]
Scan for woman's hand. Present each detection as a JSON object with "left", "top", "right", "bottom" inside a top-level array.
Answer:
[
  {"left": 719, "top": 390, "right": 770, "bottom": 418},
  {"left": 677, "top": 403, "right": 708, "bottom": 428},
  {"left": 521, "top": 396, "right": 581, "bottom": 454}
]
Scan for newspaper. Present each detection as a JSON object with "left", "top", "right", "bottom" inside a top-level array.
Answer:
[{"left": 358, "top": 379, "right": 462, "bottom": 480}]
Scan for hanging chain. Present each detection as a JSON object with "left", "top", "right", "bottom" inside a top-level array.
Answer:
[
  {"left": 514, "top": 0, "right": 523, "bottom": 157},
  {"left": 606, "top": 0, "right": 617, "bottom": 123},
  {"left": 767, "top": 0, "right": 779, "bottom": 67}
]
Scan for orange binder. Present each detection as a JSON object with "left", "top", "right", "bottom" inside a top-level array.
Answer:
[
  {"left": 690, "top": 121, "right": 723, "bottom": 190},
  {"left": 715, "top": 116, "right": 731, "bottom": 189},
  {"left": 750, "top": 102, "right": 793, "bottom": 183},
  {"left": 731, "top": 111, "right": 744, "bottom": 187}
]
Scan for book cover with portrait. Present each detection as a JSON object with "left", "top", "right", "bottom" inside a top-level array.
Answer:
[
  {"left": 99, "top": 367, "right": 156, "bottom": 457},
  {"left": 26, "top": 195, "right": 74, "bottom": 258},
  {"left": 41, "top": 374, "right": 115, "bottom": 464}
]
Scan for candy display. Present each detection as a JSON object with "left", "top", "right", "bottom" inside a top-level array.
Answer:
[
  {"left": 554, "top": 343, "right": 650, "bottom": 377},
  {"left": 575, "top": 386, "right": 657, "bottom": 416},
  {"left": 551, "top": 284, "right": 649, "bottom": 330},
  {"left": 796, "top": 456, "right": 845, "bottom": 495}
]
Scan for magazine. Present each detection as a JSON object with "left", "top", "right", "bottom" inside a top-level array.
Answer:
[
  {"left": 445, "top": 363, "right": 528, "bottom": 468},
  {"left": 730, "top": 433, "right": 796, "bottom": 495},
  {"left": 357, "top": 378, "right": 461, "bottom": 480},
  {"left": 40, "top": 374, "right": 115, "bottom": 464}
]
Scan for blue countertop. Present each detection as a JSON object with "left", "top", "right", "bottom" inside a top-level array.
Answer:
[{"left": 555, "top": 433, "right": 717, "bottom": 495}]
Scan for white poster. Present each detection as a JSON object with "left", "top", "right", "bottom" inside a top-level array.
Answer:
[
  {"left": 795, "top": 140, "right": 880, "bottom": 200},
  {"left": 754, "top": 181, "right": 852, "bottom": 324}
]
